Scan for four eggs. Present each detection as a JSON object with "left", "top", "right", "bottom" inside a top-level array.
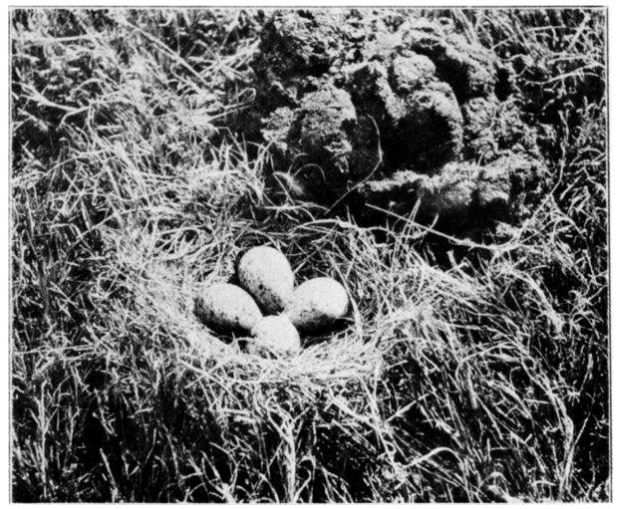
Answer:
[{"left": 196, "top": 246, "right": 350, "bottom": 356}]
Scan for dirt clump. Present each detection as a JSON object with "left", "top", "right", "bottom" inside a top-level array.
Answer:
[
  {"left": 355, "top": 153, "right": 545, "bottom": 232},
  {"left": 246, "top": 10, "right": 547, "bottom": 234}
]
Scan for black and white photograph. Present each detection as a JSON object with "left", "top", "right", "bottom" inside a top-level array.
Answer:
[{"left": 9, "top": 3, "right": 610, "bottom": 502}]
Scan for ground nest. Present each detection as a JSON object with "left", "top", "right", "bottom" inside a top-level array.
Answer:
[{"left": 241, "top": 10, "right": 548, "bottom": 234}]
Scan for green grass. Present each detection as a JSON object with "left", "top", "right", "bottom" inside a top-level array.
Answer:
[{"left": 11, "top": 8, "right": 608, "bottom": 502}]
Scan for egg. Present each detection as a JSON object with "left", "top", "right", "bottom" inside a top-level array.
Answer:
[
  {"left": 237, "top": 245, "right": 294, "bottom": 314},
  {"left": 195, "top": 283, "right": 262, "bottom": 333},
  {"left": 285, "top": 277, "right": 349, "bottom": 332},
  {"left": 248, "top": 315, "right": 301, "bottom": 356}
]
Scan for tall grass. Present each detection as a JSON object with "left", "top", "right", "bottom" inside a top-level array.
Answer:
[{"left": 11, "top": 8, "right": 608, "bottom": 501}]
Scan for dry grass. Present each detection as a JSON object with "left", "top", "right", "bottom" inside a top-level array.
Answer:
[{"left": 11, "top": 8, "right": 608, "bottom": 502}]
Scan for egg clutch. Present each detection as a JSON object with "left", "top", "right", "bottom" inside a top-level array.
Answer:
[{"left": 195, "top": 246, "right": 350, "bottom": 356}]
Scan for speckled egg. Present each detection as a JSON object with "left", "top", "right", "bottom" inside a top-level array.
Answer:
[
  {"left": 248, "top": 315, "right": 301, "bottom": 356},
  {"left": 237, "top": 246, "right": 294, "bottom": 314},
  {"left": 195, "top": 283, "right": 262, "bottom": 333},
  {"left": 285, "top": 277, "right": 349, "bottom": 332}
]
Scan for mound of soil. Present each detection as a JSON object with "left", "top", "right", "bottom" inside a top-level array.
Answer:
[{"left": 245, "top": 10, "right": 547, "bottom": 233}]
